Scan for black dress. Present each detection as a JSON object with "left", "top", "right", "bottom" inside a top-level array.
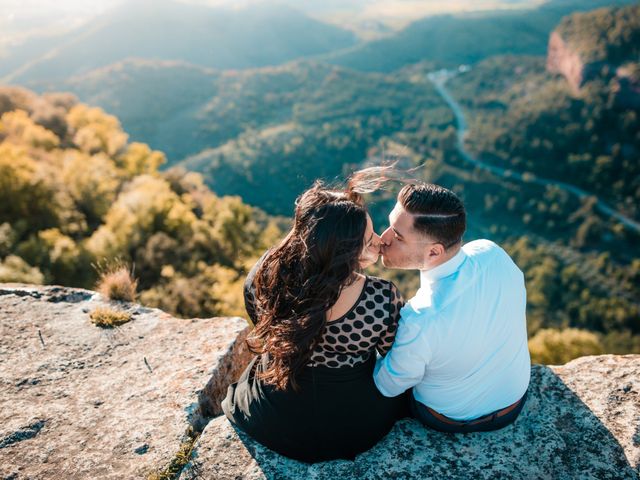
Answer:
[{"left": 222, "top": 256, "right": 408, "bottom": 463}]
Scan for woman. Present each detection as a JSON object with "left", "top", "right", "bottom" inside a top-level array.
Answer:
[{"left": 222, "top": 175, "right": 408, "bottom": 463}]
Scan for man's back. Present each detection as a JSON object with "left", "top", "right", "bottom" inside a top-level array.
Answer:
[{"left": 374, "top": 239, "right": 530, "bottom": 420}]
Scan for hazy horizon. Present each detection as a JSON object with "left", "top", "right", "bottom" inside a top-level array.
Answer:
[{"left": 0, "top": 0, "right": 545, "bottom": 49}]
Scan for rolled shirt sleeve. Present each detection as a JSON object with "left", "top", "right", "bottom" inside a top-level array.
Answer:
[{"left": 373, "top": 304, "right": 432, "bottom": 397}]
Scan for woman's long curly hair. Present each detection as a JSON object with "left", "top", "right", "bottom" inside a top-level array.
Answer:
[{"left": 246, "top": 169, "right": 388, "bottom": 391}]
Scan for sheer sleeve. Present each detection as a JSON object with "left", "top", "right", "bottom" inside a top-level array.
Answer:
[
  {"left": 243, "top": 250, "right": 271, "bottom": 328},
  {"left": 376, "top": 281, "right": 405, "bottom": 356}
]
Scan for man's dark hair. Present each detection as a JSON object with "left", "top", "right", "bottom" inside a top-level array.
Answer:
[{"left": 398, "top": 183, "right": 466, "bottom": 249}]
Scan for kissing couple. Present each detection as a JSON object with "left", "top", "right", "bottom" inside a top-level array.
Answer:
[{"left": 222, "top": 168, "right": 531, "bottom": 462}]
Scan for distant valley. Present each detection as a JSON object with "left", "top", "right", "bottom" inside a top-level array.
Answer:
[{"left": 0, "top": 0, "right": 639, "bottom": 358}]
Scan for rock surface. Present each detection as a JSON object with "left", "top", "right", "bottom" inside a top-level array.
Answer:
[
  {"left": 546, "top": 30, "right": 640, "bottom": 108},
  {"left": 180, "top": 355, "right": 640, "bottom": 480},
  {"left": 2, "top": 284, "right": 638, "bottom": 480},
  {"left": 546, "top": 30, "right": 588, "bottom": 93},
  {"left": 0, "top": 283, "right": 251, "bottom": 479}
]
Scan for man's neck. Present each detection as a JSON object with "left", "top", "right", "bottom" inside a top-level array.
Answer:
[{"left": 420, "top": 245, "right": 466, "bottom": 284}]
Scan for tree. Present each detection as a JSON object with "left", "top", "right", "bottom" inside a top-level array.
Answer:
[
  {"left": 0, "top": 144, "right": 60, "bottom": 235},
  {"left": 62, "top": 151, "right": 121, "bottom": 229},
  {"left": 0, "top": 110, "right": 59, "bottom": 150},
  {"left": 529, "top": 328, "right": 604, "bottom": 365},
  {"left": 116, "top": 142, "right": 166, "bottom": 178},
  {"left": 66, "top": 105, "right": 128, "bottom": 156}
]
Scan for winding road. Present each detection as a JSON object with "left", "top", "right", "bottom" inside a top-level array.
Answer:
[{"left": 427, "top": 69, "right": 640, "bottom": 235}]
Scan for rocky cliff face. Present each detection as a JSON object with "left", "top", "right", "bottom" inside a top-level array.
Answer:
[
  {"left": 547, "top": 25, "right": 640, "bottom": 107},
  {"left": 547, "top": 30, "right": 581, "bottom": 92},
  {"left": 1, "top": 284, "right": 638, "bottom": 479},
  {"left": 546, "top": 31, "right": 601, "bottom": 93}
]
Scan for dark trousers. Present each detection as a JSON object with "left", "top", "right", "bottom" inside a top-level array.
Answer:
[
  {"left": 409, "top": 390, "right": 528, "bottom": 433},
  {"left": 223, "top": 353, "right": 409, "bottom": 463}
]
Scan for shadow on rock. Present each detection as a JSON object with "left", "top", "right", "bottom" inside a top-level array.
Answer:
[{"left": 180, "top": 361, "right": 639, "bottom": 480}]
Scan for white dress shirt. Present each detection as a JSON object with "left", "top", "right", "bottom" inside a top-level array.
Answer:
[{"left": 374, "top": 239, "right": 530, "bottom": 420}]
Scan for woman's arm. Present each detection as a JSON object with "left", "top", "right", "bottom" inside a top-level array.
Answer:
[{"left": 376, "top": 281, "right": 405, "bottom": 356}]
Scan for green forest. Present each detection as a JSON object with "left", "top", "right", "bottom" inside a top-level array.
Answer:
[
  {"left": 448, "top": 42, "right": 640, "bottom": 218},
  {"left": 179, "top": 62, "right": 454, "bottom": 215},
  {"left": 556, "top": 3, "right": 640, "bottom": 64},
  {"left": 1, "top": 3, "right": 638, "bottom": 364}
]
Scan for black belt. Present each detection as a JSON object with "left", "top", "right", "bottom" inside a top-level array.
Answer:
[{"left": 425, "top": 393, "right": 526, "bottom": 426}]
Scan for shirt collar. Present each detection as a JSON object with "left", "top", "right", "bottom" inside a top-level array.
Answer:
[{"left": 420, "top": 247, "right": 467, "bottom": 286}]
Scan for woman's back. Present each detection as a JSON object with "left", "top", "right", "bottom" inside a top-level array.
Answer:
[
  {"left": 245, "top": 261, "right": 403, "bottom": 369},
  {"left": 226, "top": 260, "right": 408, "bottom": 462}
]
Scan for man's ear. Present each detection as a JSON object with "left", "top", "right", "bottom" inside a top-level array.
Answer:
[{"left": 427, "top": 243, "right": 446, "bottom": 258}]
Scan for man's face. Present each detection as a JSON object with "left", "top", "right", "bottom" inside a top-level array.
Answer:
[{"left": 380, "top": 203, "right": 429, "bottom": 270}]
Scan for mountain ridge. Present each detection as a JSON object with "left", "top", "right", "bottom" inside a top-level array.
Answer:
[{"left": 0, "top": 0, "right": 357, "bottom": 86}]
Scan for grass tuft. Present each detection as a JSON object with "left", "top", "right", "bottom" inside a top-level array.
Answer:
[
  {"left": 95, "top": 263, "right": 138, "bottom": 302},
  {"left": 89, "top": 307, "right": 132, "bottom": 328}
]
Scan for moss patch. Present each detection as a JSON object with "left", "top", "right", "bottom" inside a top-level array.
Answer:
[{"left": 147, "top": 428, "right": 200, "bottom": 480}]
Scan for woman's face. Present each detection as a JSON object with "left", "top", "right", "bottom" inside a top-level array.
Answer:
[{"left": 359, "top": 213, "right": 381, "bottom": 269}]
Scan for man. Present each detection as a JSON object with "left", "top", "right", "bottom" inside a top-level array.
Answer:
[{"left": 374, "top": 183, "right": 530, "bottom": 432}]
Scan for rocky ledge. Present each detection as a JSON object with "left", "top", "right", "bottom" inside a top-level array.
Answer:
[
  {"left": 1, "top": 284, "right": 638, "bottom": 479},
  {"left": 0, "top": 283, "right": 251, "bottom": 479},
  {"left": 181, "top": 355, "right": 639, "bottom": 479}
]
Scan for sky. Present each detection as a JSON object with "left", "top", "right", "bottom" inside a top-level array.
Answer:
[{"left": 0, "top": 0, "right": 120, "bottom": 46}]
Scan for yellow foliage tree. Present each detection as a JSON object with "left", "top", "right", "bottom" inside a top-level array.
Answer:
[
  {"left": 86, "top": 175, "right": 197, "bottom": 260},
  {"left": 139, "top": 262, "right": 246, "bottom": 318},
  {"left": 0, "top": 110, "right": 59, "bottom": 151},
  {"left": 529, "top": 328, "right": 605, "bottom": 365},
  {"left": 207, "top": 264, "right": 247, "bottom": 318},
  {"left": 0, "top": 89, "right": 284, "bottom": 318},
  {"left": 38, "top": 228, "right": 84, "bottom": 283},
  {"left": 206, "top": 195, "right": 260, "bottom": 260},
  {"left": 116, "top": 142, "right": 166, "bottom": 177},
  {"left": 66, "top": 105, "right": 128, "bottom": 156},
  {"left": 0, "top": 255, "right": 44, "bottom": 284},
  {"left": 62, "top": 151, "right": 121, "bottom": 225},
  {"left": 0, "top": 143, "right": 58, "bottom": 233}
]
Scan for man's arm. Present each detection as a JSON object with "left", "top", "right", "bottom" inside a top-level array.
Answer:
[{"left": 373, "top": 306, "right": 431, "bottom": 397}]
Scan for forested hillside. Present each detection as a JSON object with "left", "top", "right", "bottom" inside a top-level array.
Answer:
[
  {"left": 1, "top": 2, "right": 638, "bottom": 362},
  {"left": 0, "top": 87, "right": 282, "bottom": 318},
  {"left": 177, "top": 62, "right": 454, "bottom": 214},
  {"left": 57, "top": 61, "right": 453, "bottom": 215},
  {"left": 59, "top": 59, "right": 453, "bottom": 214},
  {"left": 436, "top": 4, "right": 640, "bottom": 356},
  {"left": 448, "top": 5, "right": 640, "bottom": 221},
  {"left": 556, "top": 4, "right": 640, "bottom": 64}
]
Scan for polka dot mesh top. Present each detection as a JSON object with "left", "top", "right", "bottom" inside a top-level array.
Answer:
[{"left": 244, "top": 254, "right": 405, "bottom": 369}]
